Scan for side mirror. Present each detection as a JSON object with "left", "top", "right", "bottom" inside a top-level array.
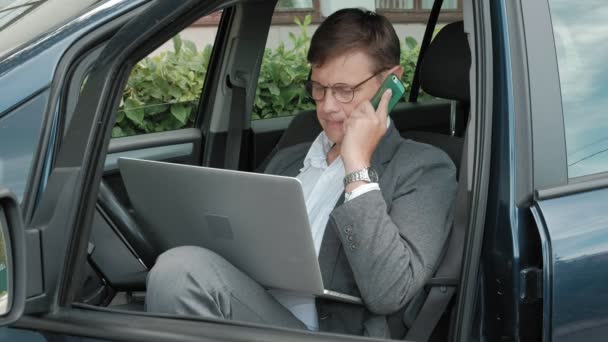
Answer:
[{"left": 0, "top": 189, "right": 25, "bottom": 325}]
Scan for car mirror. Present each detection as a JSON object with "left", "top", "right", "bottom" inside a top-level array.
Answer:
[{"left": 0, "top": 189, "right": 25, "bottom": 325}]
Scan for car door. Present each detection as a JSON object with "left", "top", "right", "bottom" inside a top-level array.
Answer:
[
  {"left": 0, "top": 1, "right": 151, "bottom": 340},
  {"left": 510, "top": 0, "right": 608, "bottom": 341},
  {"left": 2, "top": 1, "right": 391, "bottom": 341}
]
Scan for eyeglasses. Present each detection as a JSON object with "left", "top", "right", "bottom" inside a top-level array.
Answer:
[{"left": 305, "top": 70, "right": 384, "bottom": 104}]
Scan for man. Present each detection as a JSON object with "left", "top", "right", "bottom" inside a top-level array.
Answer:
[{"left": 146, "top": 8, "right": 457, "bottom": 338}]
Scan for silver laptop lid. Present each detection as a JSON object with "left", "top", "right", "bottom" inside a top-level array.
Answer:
[{"left": 118, "top": 157, "right": 325, "bottom": 295}]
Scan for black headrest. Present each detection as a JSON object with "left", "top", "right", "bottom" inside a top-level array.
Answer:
[{"left": 419, "top": 21, "right": 471, "bottom": 102}]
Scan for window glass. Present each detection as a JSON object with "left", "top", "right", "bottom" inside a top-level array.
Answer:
[
  {"left": 111, "top": 11, "right": 220, "bottom": 138},
  {"left": 549, "top": 0, "right": 608, "bottom": 178},
  {"left": 253, "top": 12, "right": 315, "bottom": 120}
]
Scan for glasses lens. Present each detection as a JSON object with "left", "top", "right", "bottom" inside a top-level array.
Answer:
[
  {"left": 306, "top": 82, "right": 326, "bottom": 101},
  {"left": 333, "top": 85, "right": 354, "bottom": 103}
]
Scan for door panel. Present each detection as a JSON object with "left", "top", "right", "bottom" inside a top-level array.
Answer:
[
  {"left": 103, "top": 128, "right": 202, "bottom": 200},
  {"left": 533, "top": 185, "right": 608, "bottom": 342},
  {"left": 0, "top": 327, "right": 47, "bottom": 341}
]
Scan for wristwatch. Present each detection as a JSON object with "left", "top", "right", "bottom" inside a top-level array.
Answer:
[{"left": 343, "top": 166, "right": 379, "bottom": 187}]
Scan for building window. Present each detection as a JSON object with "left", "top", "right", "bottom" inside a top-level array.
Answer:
[
  {"left": 377, "top": 0, "right": 414, "bottom": 10},
  {"left": 276, "top": 0, "right": 313, "bottom": 10}
]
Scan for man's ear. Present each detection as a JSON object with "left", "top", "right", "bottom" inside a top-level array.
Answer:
[{"left": 390, "top": 65, "right": 404, "bottom": 79}]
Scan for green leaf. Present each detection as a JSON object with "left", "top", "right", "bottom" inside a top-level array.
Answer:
[
  {"left": 268, "top": 84, "right": 280, "bottom": 96},
  {"left": 170, "top": 104, "right": 191, "bottom": 125},
  {"left": 184, "top": 40, "right": 197, "bottom": 53},
  {"left": 405, "top": 36, "right": 417, "bottom": 50},
  {"left": 288, "top": 32, "right": 297, "bottom": 44},
  {"left": 112, "top": 126, "right": 125, "bottom": 138},
  {"left": 124, "top": 99, "right": 145, "bottom": 126},
  {"left": 116, "top": 110, "right": 125, "bottom": 123},
  {"left": 168, "top": 85, "right": 182, "bottom": 99},
  {"left": 294, "top": 16, "right": 301, "bottom": 26},
  {"left": 145, "top": 104, "right": 168, "bottom": 115},
  {"left": 148, "top": 87, "right": 163, "bottom": 99},
  {"left": 173, "top": 35, "right": 183, "bottom": 54},
  {"left": 303, "top": 14, "right": 311, "bottom": 26}
]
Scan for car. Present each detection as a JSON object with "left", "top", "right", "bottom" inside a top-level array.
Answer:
[{"left": 0, "top": 0, "right": 607, "bottom": 341}]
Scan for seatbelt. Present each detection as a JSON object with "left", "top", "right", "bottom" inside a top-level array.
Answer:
[
  {"left": 405, "top": 125, "right": 471, "bottom": 341},
  {"left": 224, "top": 74, "right": 247, "bottom": 170},
  {"left": 409, "top": 0, "right": 443, "bottom": 103}
]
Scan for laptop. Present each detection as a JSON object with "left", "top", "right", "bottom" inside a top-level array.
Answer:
[{"left": 118, "top": 157, "right": 362, "bottom": 305}]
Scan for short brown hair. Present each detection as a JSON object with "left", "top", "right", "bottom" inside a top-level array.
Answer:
[{"left": 307, "top": 8, "right": 400, "bottom": 73}]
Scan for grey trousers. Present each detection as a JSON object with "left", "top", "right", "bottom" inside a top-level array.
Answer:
[{"left": 145, "top": 246, "right": 307, "bottom": 330}]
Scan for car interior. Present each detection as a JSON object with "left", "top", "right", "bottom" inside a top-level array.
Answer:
[{"left": 71, "top": 0, "right": 475, "bottom": 340}]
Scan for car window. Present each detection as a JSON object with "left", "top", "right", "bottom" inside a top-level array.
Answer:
[
  {"left": 549, "top": 0, "right": 608, "bottom": 178},
  {"left": 252, "top": 1, "right": 463, "bottom": 121},
  {"left": 111, "top": 11, "right": 222, "bottom": 138}
]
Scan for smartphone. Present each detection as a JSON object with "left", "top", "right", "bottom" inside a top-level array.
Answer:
[{"left": 370, "top": 73, "right": 406, "bottom": 114}]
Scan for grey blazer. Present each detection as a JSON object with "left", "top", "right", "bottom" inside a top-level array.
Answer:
[{"left": 264, "top": 125, "right": 458, "bottom": 337}]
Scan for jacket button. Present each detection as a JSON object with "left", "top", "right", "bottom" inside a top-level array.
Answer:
[
  {"left": 347, "top": 235, "right": 354, "bottom": 241},
  {"left": 344, "top": 225, "right": 353, "bottom": 234},
  {"left": 350, "top": 243, "right": 357, "bottom": 251},
  {"left": 319, "top": 312, "right": 330, "bottom": 320}
]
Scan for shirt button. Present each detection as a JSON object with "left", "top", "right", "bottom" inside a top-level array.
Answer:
[
  {"left": 344, "top": 226, "right": 353, "bottom": 234},
  {"left": 350, "top": 243, "right": 357, "bottom": 251},
  {"left": 347, "top": 235, "right": 354, "bottom": 241}
]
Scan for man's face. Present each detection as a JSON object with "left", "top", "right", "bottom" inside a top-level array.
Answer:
[{"left": 310, "top": 51, "right": 383, "bottom": 145}]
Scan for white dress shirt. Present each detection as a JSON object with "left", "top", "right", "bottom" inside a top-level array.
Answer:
[{"left": 268, "top": 120, "right": 389, "bottom": 330}]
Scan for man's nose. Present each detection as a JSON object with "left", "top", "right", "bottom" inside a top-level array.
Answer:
[{"left": 320, "top": 89, "right": 340, "bottom": 113}]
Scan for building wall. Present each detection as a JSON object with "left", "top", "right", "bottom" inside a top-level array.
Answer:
[{"left": 151, "top": 23, "right": 428, "bottom": 55}]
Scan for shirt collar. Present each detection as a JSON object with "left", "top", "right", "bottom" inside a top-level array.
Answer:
[
  {"left": 302, "top": 130, "right": 334, "bottom": 170},
  {"left": 300, "top": 118, "right": 392, "bottom": 171}
]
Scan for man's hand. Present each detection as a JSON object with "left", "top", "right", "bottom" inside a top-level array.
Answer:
[{"left": 341, "top": 89, "right": 392, "bottom": 175}]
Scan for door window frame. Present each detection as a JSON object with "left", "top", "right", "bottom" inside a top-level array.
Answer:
[{"left": 520, "top": 0, "right": 568, "bottom": 193}]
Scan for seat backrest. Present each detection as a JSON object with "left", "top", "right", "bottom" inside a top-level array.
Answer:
[
  {"left": 405, "top": 20, "right": 471, "bottom": 171},
  {"left": 419, "top": 21, "right": 470, "bottom": 103}
]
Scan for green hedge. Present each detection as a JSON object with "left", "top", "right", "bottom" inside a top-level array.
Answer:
[
  {"left": 114, "top": 15, "right": 429, "bottom": 138},
  {"left": 113, "top": 36, "right": 211, "bottom": 138}
]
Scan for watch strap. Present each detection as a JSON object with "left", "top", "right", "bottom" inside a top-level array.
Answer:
[{"left": 343, "top": 167, "right": 376, "bottom": 187}]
